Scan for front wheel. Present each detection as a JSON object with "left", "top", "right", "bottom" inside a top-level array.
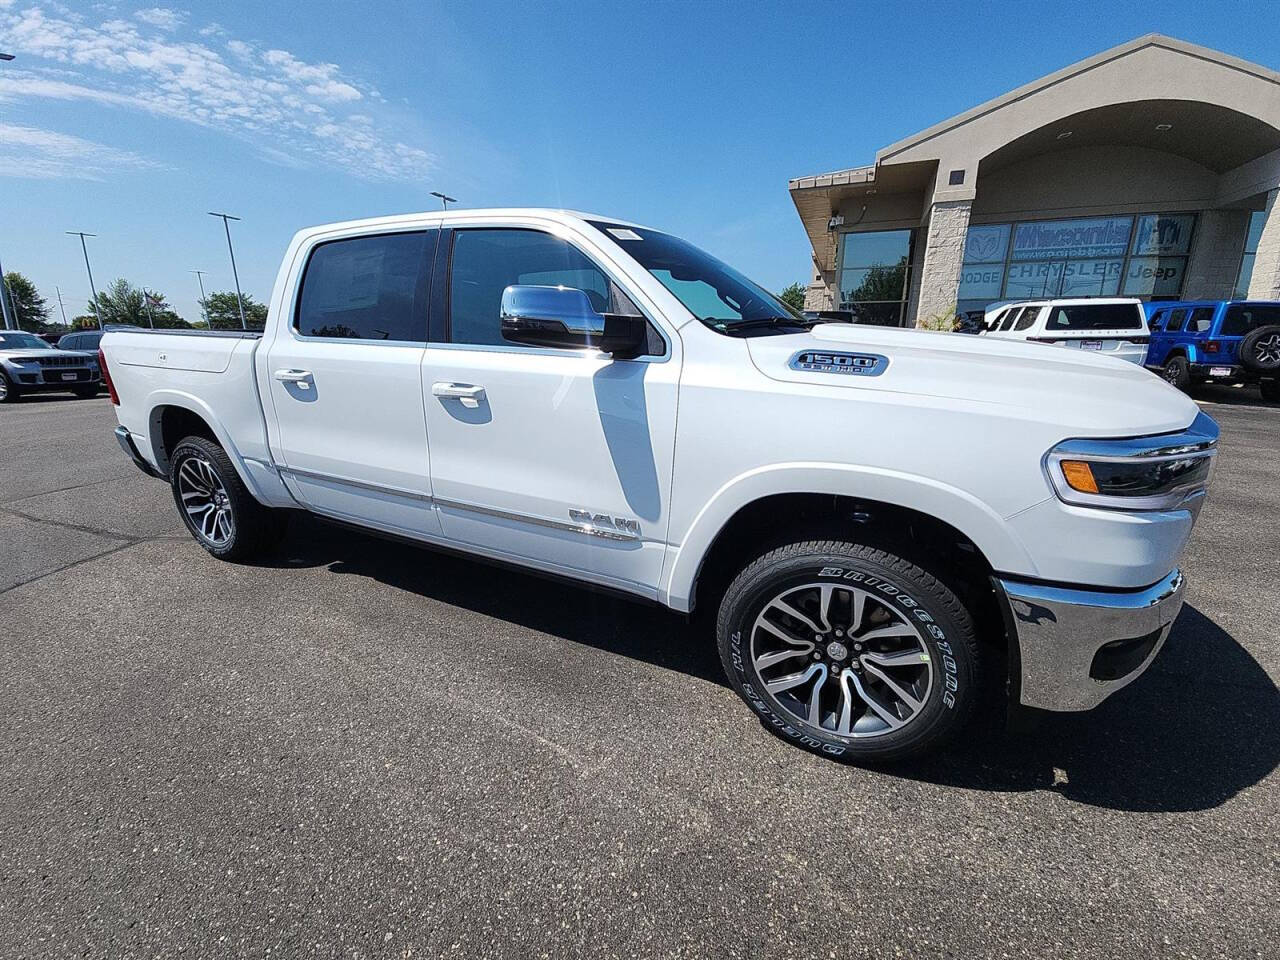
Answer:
[
  {"left": 717, "top": 541, "right": 981, "bottom": 762},
  {"left": 169, "top": 435, "right": 287, "bottom": 561},
  {"left": 0, "top": 371, "right": 19, "bottom": 403}
]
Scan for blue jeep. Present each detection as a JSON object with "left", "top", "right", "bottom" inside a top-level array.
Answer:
[{"left": 1145, "top": 300, "right": 1280, "bottom": 402}]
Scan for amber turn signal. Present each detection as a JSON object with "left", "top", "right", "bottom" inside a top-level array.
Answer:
[{"left": 1060, "top": 460, "right": 1099, "bottom": 494}]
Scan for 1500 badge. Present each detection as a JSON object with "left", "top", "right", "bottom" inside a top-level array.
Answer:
[{"left": 789, "top": 350, "right": 888, "bottom": 377}]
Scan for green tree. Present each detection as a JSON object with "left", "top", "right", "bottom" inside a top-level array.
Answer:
[
  {"left": 3, "top": 272, "right": 53, "bottom": 332},
  {"left": 777, "top": 282, "right": 807, "bottom": 312},
  {"left": 845, "top": 258, "right": 907, "bottom": 304},
  {"left": 89, "top": 279, "right": 190, "bottom": 329},
  {"left": 204, "top": 291, "right": 267, "bottom": 331}
]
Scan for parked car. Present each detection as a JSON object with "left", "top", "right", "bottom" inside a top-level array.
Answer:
[
  {"left": 37, "top": 332, "right": 62, "bottom": 346},
  {"left": 57, "top": 330, "right": 104, "bottom": 352},
  {"left": 0, "top": 330, "right": 101, "bottom": 402},
  {"left": 101, "top": 209, "right": 1216, "bottom": 763},
  {"left": 982, "top": 298, "right": 1150, "bottom": 364},
  {"left": 1145, "top": 300, "right": 1280, "bottom": 401}
]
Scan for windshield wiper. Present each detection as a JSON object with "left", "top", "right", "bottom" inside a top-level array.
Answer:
[{"left": 720, "top": 315, "right": 818, "bottom": 331}]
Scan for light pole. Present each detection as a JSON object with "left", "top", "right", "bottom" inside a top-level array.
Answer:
[
  {"left": 55, "top": 286, "right": 68, "bottom": 327},
  {"left": 0, "top": 54, "right": 11, "bottom": 327},
  {"left": 143, "top": 291, "right": 156, "bottom": 328},
  {"left": 207, "top": 212, "right": 246, "bottom": 330},
  {"left": 430, "top": 191, "right": 457, "bottom": 210},
  {"left": 0, "top": 248, "right": 13, "bottom": 330},
  {"left": 66, "top": 232, "right": 101, "bottom": 329},
  {"left": 191, "top": 269, "right": 210, "bottom": 328}
]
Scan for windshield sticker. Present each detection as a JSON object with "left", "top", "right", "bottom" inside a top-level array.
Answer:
[{"left": 789, "top": 350, "right": 888, "bottom": 377}]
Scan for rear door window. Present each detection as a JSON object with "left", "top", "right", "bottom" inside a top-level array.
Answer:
[
  {"left": 1013, "top": 307, "right": 1038, "bottom": 331},
  {"left": 1221, "top": 303, "right": 1280, "bottom": 336},
  {"left": 999, "top": 307, "right": 1023, "bottom": 332},
  {"left": 1188, "top": 307, "right": 1215, "bottom": 333},
  {"left": 1045, "top": 303, "right": 1143, "bottom": 332},
  {"left": 1165, "top": 309, "right": 1187, "bottom": 332},
  {"left": 295, "top": 230, "right": 435, "bottom": 342}
]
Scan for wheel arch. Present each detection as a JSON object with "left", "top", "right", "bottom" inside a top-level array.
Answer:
[
  {"left": 144, "top": 393, "right": 260, "bottom": 496},
  {"left": 663, "top": 464, "right": 1036, "bottom": 616}
]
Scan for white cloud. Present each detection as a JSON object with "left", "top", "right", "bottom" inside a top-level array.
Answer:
[
  {"left": 0, "top": 121, "right": 162, "bottom": 179},
  {"left": 135, "top": 7, "right": 183, "bottom": 30},
  {"left": 0, "top": 4, "right": 435, "bottom": 181}
]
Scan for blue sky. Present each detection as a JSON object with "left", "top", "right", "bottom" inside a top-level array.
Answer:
[{"left": 3, "top": 0, "right": 1279, "bottom": 324}]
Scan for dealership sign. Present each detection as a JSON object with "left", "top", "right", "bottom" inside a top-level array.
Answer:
[{"left": 1012, "top": 217, "right": 1133, "bottom": 260}]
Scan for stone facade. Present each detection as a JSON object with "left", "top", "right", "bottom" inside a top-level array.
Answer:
[
  {"left": 912, "top": 200, "right": 972, "bottom": 326},
  {"left": 803, "top": 280, "right": 834, "bottom": 311},
  {"left": 1247, "top": 188, "right": 1280, "bottom": 299},
  {"left": 1183, "top": 209, "right": 1252, "bottom": 300}
]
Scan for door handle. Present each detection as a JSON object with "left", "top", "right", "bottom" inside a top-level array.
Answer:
[
  {"left": 432, "top": 382, "right": 486, "bottom": 408},
  {"left": 274, "top": 368, "right": 313, "bottom": 389}
]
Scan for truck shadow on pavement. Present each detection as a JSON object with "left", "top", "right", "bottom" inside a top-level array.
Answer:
[{"left": 272, "top": 517, "right": 1277, "bottom": 814}]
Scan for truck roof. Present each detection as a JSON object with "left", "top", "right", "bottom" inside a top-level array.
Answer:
[{"left": 296, "top": 208, "right": 647, "bottom": 238}]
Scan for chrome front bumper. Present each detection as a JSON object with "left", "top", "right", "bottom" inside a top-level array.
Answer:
[{"left": 996, "top": 569, "right": 1185, "bottom": 712}]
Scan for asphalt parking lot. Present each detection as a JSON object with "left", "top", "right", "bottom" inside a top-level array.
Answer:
[{"left": 2, "top": 389, "right": 1277, "bottom": 959}]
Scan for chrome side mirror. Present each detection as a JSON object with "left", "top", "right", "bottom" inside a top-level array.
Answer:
[{"left": 500, "top": 285, "right": 645, "bottom": 358}]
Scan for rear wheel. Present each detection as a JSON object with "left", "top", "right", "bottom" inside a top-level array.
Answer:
[
  {"left": 1240, "top": 325, "right": 1280, "bottom": 377},
  {"left": 0, "top": 371, "right": 19, "bottom": 403},
  {"left": 169, "top": 435, "right": 287, "bottom": 561},
  {"left": 716, "top": 540, "right": 980, "bottom": 762},
  {"left": 1161, "top": 355, "right": 1191, "bottom": 391}
]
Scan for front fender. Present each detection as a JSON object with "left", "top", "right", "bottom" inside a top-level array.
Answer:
[{"left": 660, "top": 462, "right": 1040, "bottom": 612}]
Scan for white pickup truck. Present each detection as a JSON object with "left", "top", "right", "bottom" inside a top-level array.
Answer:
[{"left": 102, "top": 209, "right": 1218, "bottom": 762}]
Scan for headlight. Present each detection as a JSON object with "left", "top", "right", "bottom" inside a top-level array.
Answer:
[{"left": 1045, "top": 411, "right": 1219, "bottom": 511}]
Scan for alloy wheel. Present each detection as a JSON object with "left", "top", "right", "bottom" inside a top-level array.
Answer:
[
  {"left": 1257, "top": 333, "right": 1280, "bottom": 366},
  {"left": 749, "top": 581, "right": 933, "bottom": 738},
  {"left": 176, "top": 454, "right": 234, "bottom": 547}
]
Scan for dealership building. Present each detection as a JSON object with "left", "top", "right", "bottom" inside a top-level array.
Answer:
[{"left": 789, "top": 35, "right": 1280, "bottom": 325}]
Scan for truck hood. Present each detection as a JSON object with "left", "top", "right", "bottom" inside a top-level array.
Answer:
[{"left": 745, "top": 323, "right": 1200, "bottom": 437}]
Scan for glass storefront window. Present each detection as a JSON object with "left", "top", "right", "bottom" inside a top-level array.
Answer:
[
  {"left": 1132, "top": 214, "right": 1195, "bottom": 256},
  {"left": 839, "top": 229, "right": 913, "bottom": 324},
  {"left": 958, "top": 211, "right": 1195, "bottom": 313},
  {"left": 1123, "top": 257, "right": 1187, "bottom": 297},
  {"left": 1235, "top": 210, "right": 1267, "bottom": 298}
]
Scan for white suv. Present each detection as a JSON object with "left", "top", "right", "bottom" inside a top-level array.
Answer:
[{"left": 982, "top": 298, "right": 1150, "bottom": 365}]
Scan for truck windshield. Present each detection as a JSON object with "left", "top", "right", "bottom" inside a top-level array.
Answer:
[
  {"left": 0, "top": 332, "right": 54, "bottom": 350},
  {"left": 1044, "top": 303, "right": 1142, "bottom": 331},
  {"left": 589, "top": 221, "right": 808, "bottom": 335}
]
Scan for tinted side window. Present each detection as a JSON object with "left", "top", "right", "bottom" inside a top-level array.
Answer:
[
  {"left": 999, "top": 307, "right": 1022, "bottom": 332},
  {"left": 986, "top": 309, "right": 1006, "bottom": 331},
  {"left": 1165, "top": 309, "right": 1187, "bottom": 332},
  {"left": 449, "top": 229, "right": 643, "bottom": 348},
  {"left": 296, "top": 231, "right": 433, "bottom": 341},
  {"left": 1013, "top": 307, "right": 1037, "bottom": 331},
  {"left": 1149, "top": 310, "right": 1167, "bottom": 331},
  {"left": 1221, "top": 303, "right": 1280, "bottom": 336},
  {"left": 1189, "top": 307, "right": 1215, "bottom": 333}
]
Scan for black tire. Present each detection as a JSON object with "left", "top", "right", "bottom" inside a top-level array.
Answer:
[
  {"left": 1240, "top": 325, "right": 1280, "bottom": 376},
  {"left": 0, "top": 370, "right": 20, "bottom": 403},
  {"left": 72, "top": 385, "right": 99, "bottom": 399},
  {"left": 1161, "top": 355, "right": 1191, "bottom": 391},
  {"left": 169, "top": 435, "right": 287, "bottom": 562},
  {"left": 1260, "top": 378, "right": 1280, "bottom": 403},
  {"left": 716, "top": 540, "right": 981, "bottom": 763}
]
